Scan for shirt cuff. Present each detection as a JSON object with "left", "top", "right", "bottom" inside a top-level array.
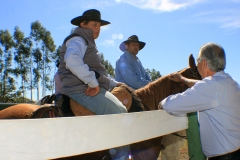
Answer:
[
  {"left": 88, "top": 78, "right": 99, "bottom": 88},
  {"left": 109, "top": 79, "right": 118, "bottom": 88},
  {"left": 160, "top": 97, "right": 173, "bottom": 115}
]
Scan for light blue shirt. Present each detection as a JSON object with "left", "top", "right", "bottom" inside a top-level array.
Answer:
[
  {"left": 161, "top": 71, "right": 240, "bottom": 157},
  {"left": 115, "top": 51, "right": 151, "bottom": 89}
]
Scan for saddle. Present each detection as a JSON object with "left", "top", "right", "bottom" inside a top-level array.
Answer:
[
  {"left": 31, "top": 94, "right": 95, "bottom": 118},
  {"left": 53, "top": 85, "right": 136, "bottom": 116},
  {"left": 31, "top": 104, "right": 62, "bottom": 118},
  {"left": 55, "top": 94, "right": 95, "bottom": 116},
  {"left": 31, "top": 94, "right": 63, "bottom": 118},
  {"left": 32, "top": 85, "right": 140, "bottom": 118}
]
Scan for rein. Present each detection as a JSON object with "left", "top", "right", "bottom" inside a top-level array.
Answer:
[{"left": 141, "top": 101, "right": 151, "bottom": 111}]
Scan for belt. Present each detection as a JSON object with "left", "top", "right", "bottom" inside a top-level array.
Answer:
[{"left": 209, "top": 149, "right": 240, "bottom": 160}]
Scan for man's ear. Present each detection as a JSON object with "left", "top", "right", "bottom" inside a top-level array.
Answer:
[
  {"left": 203, "top": 59, "right": 208, "bottom": 68},
  {"left": 80, "top": 22, "right": 85, "bottom": 27}
]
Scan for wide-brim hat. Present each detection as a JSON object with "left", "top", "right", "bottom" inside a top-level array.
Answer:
[
  {"left": 119, "top": 35, "right": 146, "bottom": 52},
  {"left": 71, "top": 9, "right": 110, "bottom": 26}
]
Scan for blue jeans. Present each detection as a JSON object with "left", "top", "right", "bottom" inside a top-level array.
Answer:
[{"left": 69, "top": 87, "right": 129, "bottom": 160}]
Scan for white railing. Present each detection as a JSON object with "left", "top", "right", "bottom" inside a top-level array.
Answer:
[{"left": 0, "top": 110, "right": 188, "bottom": 160}]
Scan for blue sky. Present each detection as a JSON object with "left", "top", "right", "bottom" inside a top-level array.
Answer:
[{"left": 1, "top": 0, "right": 240, "bottom": 100}]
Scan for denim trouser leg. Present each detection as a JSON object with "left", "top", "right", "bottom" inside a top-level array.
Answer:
[
  {"left": 68, "top": 87, "right": 129, "bottom": 160},
  {"left": 69, "top": 87, "right": 127, "bottom": 115}
]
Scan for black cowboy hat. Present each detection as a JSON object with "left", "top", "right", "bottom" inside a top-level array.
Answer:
[
  {"left": 120, "top": 35, "right": 146, "bottom": 51},
  {"left": 71, "top": 9, "right": 110, "bottom": 26}
]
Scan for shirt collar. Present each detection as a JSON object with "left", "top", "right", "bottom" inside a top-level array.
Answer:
[
  {"left": 203, "top": 71, "right": 225, "bottom": 80},
  {"left": 73, "top": 27, "right": 94, "bottom": 41},
  {"left": 125, "top": 51, "right": 138, "bottom": 60}
]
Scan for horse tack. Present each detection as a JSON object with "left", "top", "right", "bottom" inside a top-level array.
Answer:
[
  {"left": 112, "top": 84, "right": 144, "bottom": 113},
  {"left": 30, "top": 94, "right": 63, "bottom": 118},
  {"left": 189, "top": 53, "right": 201, "bottom": 80},
  {"left": 111, "top": 85, "right": 132, "bottom": 111},
  {"left": 31, "top": 104, "right": 62, "bottom": 118},
  {"left": 40, "top": 94, "right": 56, "bottom": 105}
]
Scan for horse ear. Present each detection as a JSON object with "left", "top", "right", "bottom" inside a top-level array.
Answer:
[{"left": 189, "top": 54, "right": 197, "bottom": 72}]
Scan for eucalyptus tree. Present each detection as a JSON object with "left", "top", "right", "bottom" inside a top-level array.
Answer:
[
  {"left": 30, "top": 21, "right": 56, "bottom": 99},
  {"left": 32, "top": 48, "right": 42, "bottom": 100},
  {"left": 42, "top": 30, "right": 56, "bottom": 95},
  {"left": 0, "top": 30, "right": 16, "bottom": 102},
  {"left": 51, "top": 46, "right": 61, "bottom": 94},
  {"left": 0, "top": 47, "right": 3, "bottom": 102},
  {"left": 100, "top": 53, "right": 115, "bottom": 78},
  {"left": 52, "top": 45, "right": 61, "bottom": 60},
  {"left": 146, "top": 68, "right": 161, "bottom": 81},
  {"left": 13, "top": 26, "right": 33, "bottom": 102}
]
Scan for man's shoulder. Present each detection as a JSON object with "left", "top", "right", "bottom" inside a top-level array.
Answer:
[
  {"left": 117, "top": 53, "right": 128, "bottom": 61},
  {"left": 64, "top": 33, "right": 88, "bottom": 46}
]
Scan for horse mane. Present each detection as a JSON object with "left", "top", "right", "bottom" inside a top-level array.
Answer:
[{"left": 135, "top": 74, "right": 172, "bottom": 111}]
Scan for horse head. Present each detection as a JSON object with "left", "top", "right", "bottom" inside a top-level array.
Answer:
[
  {"left": 135, "top": 54, "right": 201, "bottom": 111},
  {"left": 169, "top": 54, "right": 201, "bottom": 96},
  {"left": 180, "top": 54, "right": 201, "bottom": 80}
]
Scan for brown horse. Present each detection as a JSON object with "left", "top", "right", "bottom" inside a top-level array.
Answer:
[{"left": 0, "top": 54, "right": 200, "bottom": 160}]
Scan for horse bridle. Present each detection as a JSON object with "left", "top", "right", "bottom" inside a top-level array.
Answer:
[{"left": 190, "top": 68, "right": 200, "bottom": 80}]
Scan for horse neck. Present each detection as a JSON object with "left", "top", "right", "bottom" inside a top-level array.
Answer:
[{"left": 135, "top": 75, "right": 171, "bottom": 110}]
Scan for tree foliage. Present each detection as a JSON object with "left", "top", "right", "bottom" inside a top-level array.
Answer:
[
  {"left": 30, "top": 21, "right": 56, "bottom": 99},
  {"left": 0, "top": 21, "right": 57, "bottom": 103},
  {"left": 146, "top": 68, "right": 162, "bottom": 81},
  {"left": 0, "top": 29, "right": 16, "bottom": 102},
  {"left": 0, "top": 22, "right": 161, "bottom": 103},
  {"left": 13, "top": 26, "right": 33, "bottom": 102},
  {"left": 100, "top": 53, "right": 115, "bottom": 78}
]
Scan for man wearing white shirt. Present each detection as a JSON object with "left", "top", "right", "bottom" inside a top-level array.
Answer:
[{"left": 159, "top": 42, "right": 240, "bottom": 159}]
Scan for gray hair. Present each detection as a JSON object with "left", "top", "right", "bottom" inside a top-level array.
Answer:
[{"left": 199, "top": 42, "right": 226, "bottom": 72}]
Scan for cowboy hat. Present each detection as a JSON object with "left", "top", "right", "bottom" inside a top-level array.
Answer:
[
  {"left": 71, "top": 9, "right": 110, "bottom": 26},
  {"left": 119, "top": 35, "right": 146, "bottom": 52}
]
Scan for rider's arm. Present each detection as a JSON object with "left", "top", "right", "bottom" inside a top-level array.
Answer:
[{"left": 64, "top": 37, "right": 99, "bottom": 88}]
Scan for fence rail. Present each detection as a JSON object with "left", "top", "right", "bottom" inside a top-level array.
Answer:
[{"left": 0, "top": 103, "right": 206, "bottom": 160}]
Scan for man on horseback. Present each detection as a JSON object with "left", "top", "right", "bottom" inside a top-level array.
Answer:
[
  {"left": 115, "top": 35, "right": 151, "bottom": 89},
  {"left": 160, "top": 42, "right": 240, "bottom": 160},
  {"left": 57, "top": 9, "right": 129, "bottom": 160}
]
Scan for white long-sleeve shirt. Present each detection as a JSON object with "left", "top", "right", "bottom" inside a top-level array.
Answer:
[{"left": 160, "top": 71, "right": 240, "bottom": 157}]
